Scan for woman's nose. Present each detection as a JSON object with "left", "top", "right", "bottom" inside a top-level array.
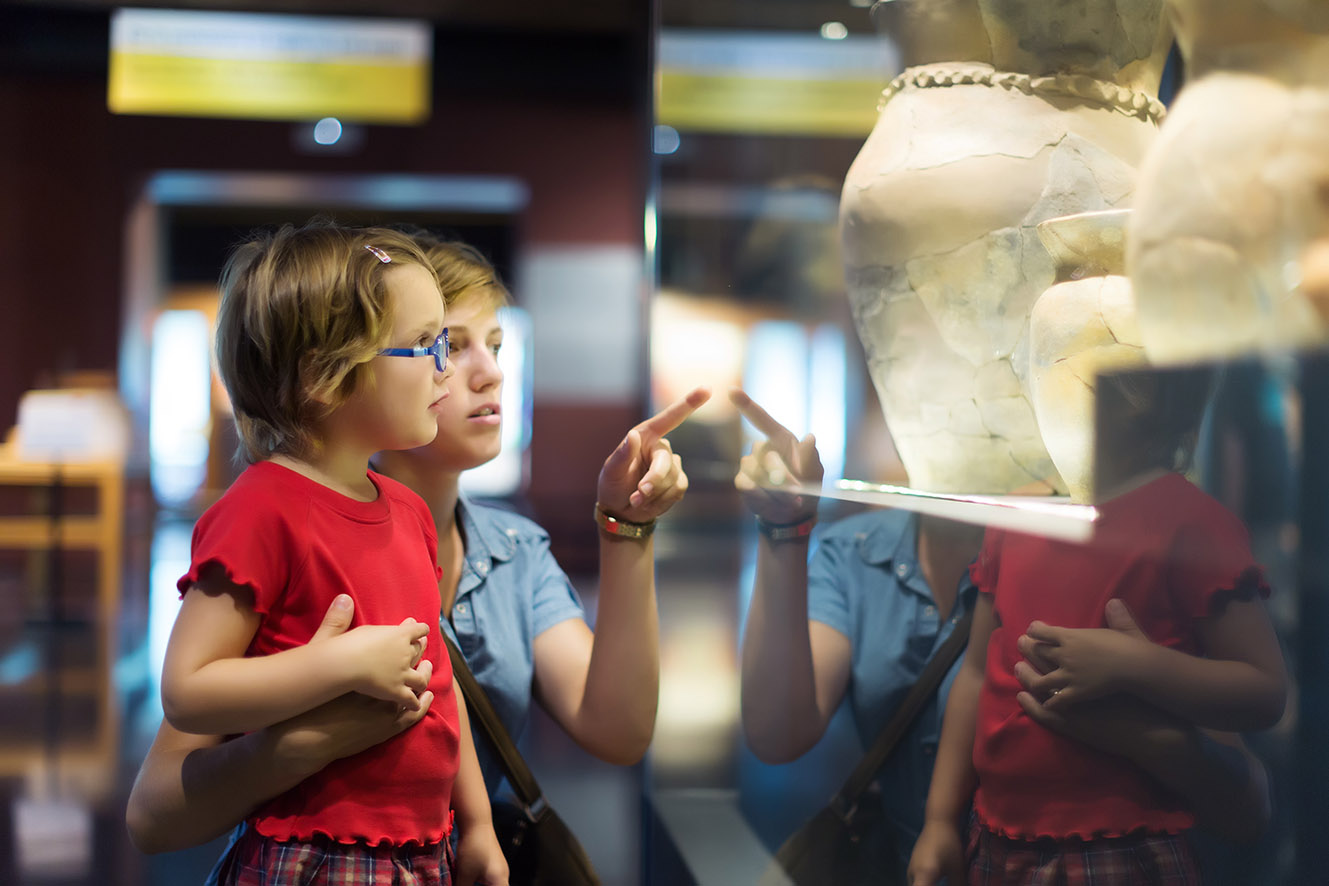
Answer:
[{"left": 469, "top": 350, "right": 503, "bottom": 388}]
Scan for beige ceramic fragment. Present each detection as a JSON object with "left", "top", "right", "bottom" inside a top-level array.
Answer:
[
  {"left": 840, "top": 0, "right": 1171, "bottom": 493},
  {"left": 1167, "top": 0, "right": 1329, "bottom": 78},
  {"left": 979, "top": 0, "right": 1174, "bottom": 86},
  {"left": 1031, "top": 210, "right": 1147, "bottom": 503},
  {"left": 1128, "top": 0, "right": 1329, "bottom": 362}
]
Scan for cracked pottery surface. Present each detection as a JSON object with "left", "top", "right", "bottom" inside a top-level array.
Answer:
[
  {"left": 840, "top": 0, "right": 1170, "bottom": 494},
  {"left": 1128, "top": 0, "right": 1329, "bottom": 364},
  {"left": 1031, "top": 210, "right": 1146, "bottom": 503}
]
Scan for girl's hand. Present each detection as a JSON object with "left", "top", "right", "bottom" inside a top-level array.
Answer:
[
  {"left": 1016, "top": 600, "right": 1153, "bottom": 710},
  {"left": 730, "top": 387, "right": 823, "bottom": 524},
  {"left": 596, "top": 386, "right": 711, "bottom": 524},
  {"left": 271, "top": 596, "right": 434, "bottom": 774},
  {"left": 453, "top": 822, "right": 510, "bottom": 886},
  {"left": 908, "top": 820, "right": 965, "bottom": 886},
  {"left": 337, "top": 618, "right": 431, "bottom": 708}
]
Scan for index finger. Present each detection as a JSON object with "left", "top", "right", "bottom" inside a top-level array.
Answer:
[
  {"left": 637, "top": 385, "right": 712, "bottom": 438},
  {"left": 728, "top": 387, "right": 798, "bottom": 450}
]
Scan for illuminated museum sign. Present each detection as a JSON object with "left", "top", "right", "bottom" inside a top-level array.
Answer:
[{"left": 108, "top": 8, "right": 431, "bottom": 124}]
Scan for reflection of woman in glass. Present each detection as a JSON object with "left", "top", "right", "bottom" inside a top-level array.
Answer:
[
  {"left": 732, "top": 384, "right": 1274, "bottom": 886},
  {"left": 127, "top": 237, "right": 710, "bottom": 883},
  {"left": 910, "top": 372, "right": 1288, "bottom": 885}
]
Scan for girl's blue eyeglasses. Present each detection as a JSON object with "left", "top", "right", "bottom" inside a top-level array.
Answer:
[{"left": 377, "top": 329, "right": 449, "bottom": 372}]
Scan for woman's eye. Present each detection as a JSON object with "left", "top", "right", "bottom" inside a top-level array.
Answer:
[{"left": 489, "top": 339, "right": 503, "bottom": 355}]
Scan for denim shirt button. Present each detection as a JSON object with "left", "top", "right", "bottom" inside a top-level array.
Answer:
[
  {"left": 895, "top": 562, "right": 909, "bottom": 578},
  {"left": 475, "top": 561, "right": 489, "bottom": 576},
  {"left": 454, "top": 602, "right": 468, "bottom": 615}
]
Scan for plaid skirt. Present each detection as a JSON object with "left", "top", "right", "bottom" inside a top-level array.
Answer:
[
  {"left": 213, "top": 825, "right": 453, "bottom": 886},
  {"left": 967, "top": 813, "right": 1201, "bottom": 886}
]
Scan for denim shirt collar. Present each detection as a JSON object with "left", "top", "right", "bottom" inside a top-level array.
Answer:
[
  {"left": 454, "top": 494, "right": 518, "bottom": 600},
  {"left": 858, "top": 510, "right": 977, "bottom": 605},
  {"left": 859, "top": 509, "right": 919, "bottom": 567}
]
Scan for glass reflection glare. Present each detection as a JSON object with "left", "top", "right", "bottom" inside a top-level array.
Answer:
[
  {"left": 148, "top": 520, "right": 193, "bottom": 708},
  {"left": 460, "top": 306, "right": 531, "bottom": 498},
  {"left": 149, "top": 310, "right": 211, "bottom": 508},
  {"left": 740, "top": 321, "right": 851, "bottom": 481}
]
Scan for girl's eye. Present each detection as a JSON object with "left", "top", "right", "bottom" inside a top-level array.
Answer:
[{"left": 490, "top": 342, "right": 503, "bottom": 356}]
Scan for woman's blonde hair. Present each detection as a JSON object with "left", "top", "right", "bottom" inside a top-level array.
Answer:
[
  {"left": 215, "top": 220, "right": 434, "bottom": 463},
  {"left": 414, "top": 234, "right": 511, "bottom": 312}
]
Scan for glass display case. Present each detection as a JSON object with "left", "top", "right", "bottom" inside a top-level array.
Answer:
[{"left": 644, "top": 2, "right": 1328, "bottom": 884}]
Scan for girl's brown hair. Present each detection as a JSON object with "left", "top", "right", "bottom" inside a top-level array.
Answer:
[{"left": 215, "top": 220, "right": 434, "bottom": 463}]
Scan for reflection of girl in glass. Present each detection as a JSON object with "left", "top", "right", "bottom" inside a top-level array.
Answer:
[{"left": 910, "top": 371, "right": 1288, "bottom": 885}]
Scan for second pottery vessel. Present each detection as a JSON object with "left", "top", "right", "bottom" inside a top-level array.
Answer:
[
  {"left": 1030, "top": 210, "right": 1147, "bottom": 503},
  {"left": 1128, "top": 0, "right": 1329, "bottom": 363}
]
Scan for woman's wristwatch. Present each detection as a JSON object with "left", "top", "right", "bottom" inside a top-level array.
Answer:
[
  {"left": 594, "top": 504, "right": 656, "bottom": 540},
  {"left": 756, "top": 514, "right": 817, "bottom": 542}
]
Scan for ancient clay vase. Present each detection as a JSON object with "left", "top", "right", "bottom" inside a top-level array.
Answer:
[
  {"left": 840, "top": 0, "right": 1171, "bottom": 494},
  {"left": 1127, "top": 0, "right": 1329, "bottom": 363},
  {"left": 1031, "top": 210, "right": 1147, "bottom": 503}
]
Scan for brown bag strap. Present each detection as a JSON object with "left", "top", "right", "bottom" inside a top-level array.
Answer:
[
  {"left": 443, "top": 632, "right": 546, "bottom": 814},
  {"left": 828, "top": 608, "right": 973, "bottom": 823}
]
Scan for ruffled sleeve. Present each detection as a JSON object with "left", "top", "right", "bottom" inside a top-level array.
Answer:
[
  {"left": 969, "top": 528, "right": 1004, "bottom": 596},
  {"left": 175, "top": 478, "right": 298, "bottom": 617}
]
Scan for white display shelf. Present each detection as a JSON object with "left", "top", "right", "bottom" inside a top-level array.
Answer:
[{"left": 783, "top": 479, "right": 1099, "bottom": 542}]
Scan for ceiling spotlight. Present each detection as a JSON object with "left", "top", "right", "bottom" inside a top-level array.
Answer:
[
  {"left": 820, "top": 21, "right": 849, "bottom": 40},
  {"left": 313, "top": 117, "right": 343, "bottom": 145},
  {"left": 654, "top": 124, "right": 681, "bottom": 155}
]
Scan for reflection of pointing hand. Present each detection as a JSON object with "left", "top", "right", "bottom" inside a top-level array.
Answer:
[
  {"left": 597, "top": 385, "right": 711, "bottom": 524},
  {"left": 730, "top": 387, "right": 823, "bottom": 524}
]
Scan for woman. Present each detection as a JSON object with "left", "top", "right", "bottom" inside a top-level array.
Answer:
[{"left": 126, "top": 236, "right": 710, "bottom": 884}]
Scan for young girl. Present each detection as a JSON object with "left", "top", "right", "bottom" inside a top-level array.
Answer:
[
  {"left": 909, "top": 370, "right": 1288, "bottom": 886},
  {"left": 159, "top": 221, "right": 505, "bottom": 885}
]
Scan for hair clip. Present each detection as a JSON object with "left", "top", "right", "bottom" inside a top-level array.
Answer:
[{"left": 364, "top": 244, "right": 392, "bottom": 263}]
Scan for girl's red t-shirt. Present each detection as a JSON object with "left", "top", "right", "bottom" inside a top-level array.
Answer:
[
  {"left": 177, "top": 461, "right": 459, "bottom": 846},
  {"left": 970, "top": 472, "right": 1269, "bottom": 840}
]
